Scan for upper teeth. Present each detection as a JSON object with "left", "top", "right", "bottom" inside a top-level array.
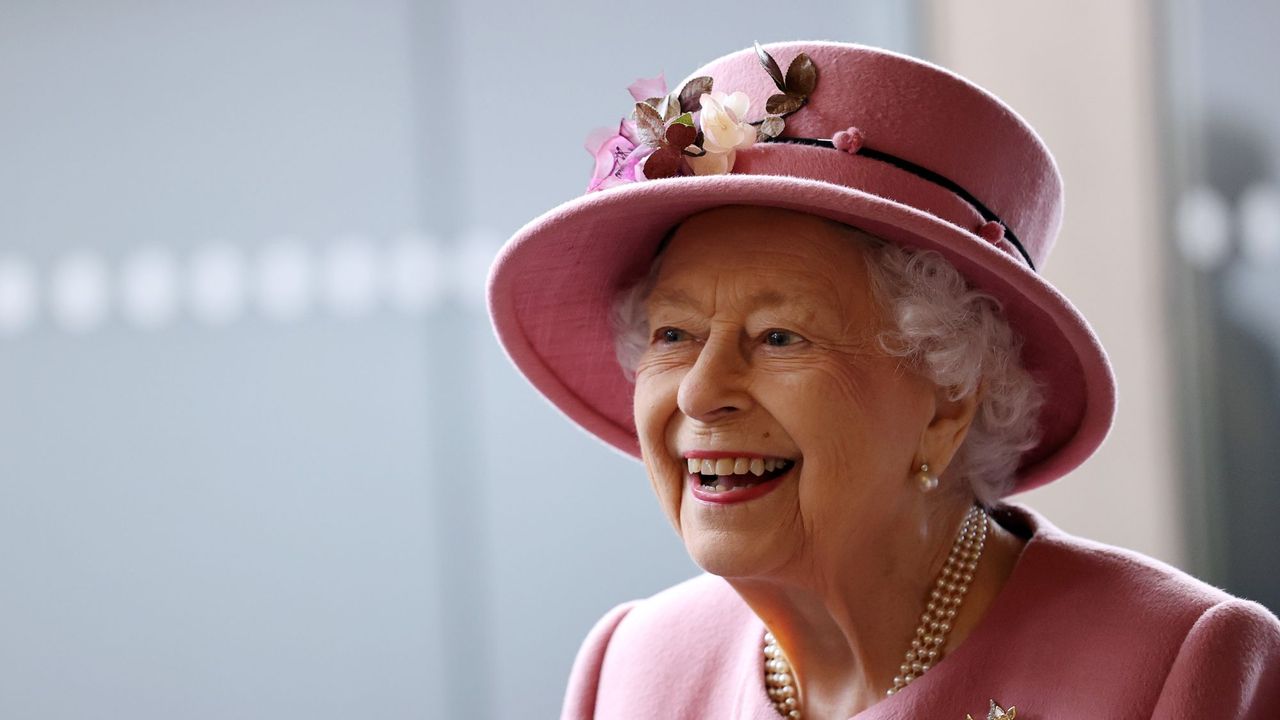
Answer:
[{"left": 686, "top": 457, "right": 791, "bottom": 476}]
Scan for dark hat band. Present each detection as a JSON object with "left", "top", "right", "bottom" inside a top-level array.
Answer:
[{"left": 767, "top": 135, "right": 1035, "bottom": 272}]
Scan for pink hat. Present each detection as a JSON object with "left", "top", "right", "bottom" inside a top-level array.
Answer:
[{"left": 486, "top": 40, "right": 1116, "bottom": 495}]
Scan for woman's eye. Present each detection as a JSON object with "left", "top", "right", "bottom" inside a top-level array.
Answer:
[
  {"left": 655, "top": 327, "right": 686, "bottom": 344},
  {"left": 764, "top": 330, "right": 801, "bottom": 347}
]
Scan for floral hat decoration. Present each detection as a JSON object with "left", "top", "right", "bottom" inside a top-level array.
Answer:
[
  {"left": 587, "top": 44, "right": 820, "bottom": 187},
  {"left": 487, "top": 40, "right": 1116, "bottom": 495}
]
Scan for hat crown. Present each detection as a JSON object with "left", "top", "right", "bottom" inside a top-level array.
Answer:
[{"left": 679, "top": 41, "right": 1064, "bottom": 268}]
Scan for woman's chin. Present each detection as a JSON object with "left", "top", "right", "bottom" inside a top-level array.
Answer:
[
  {"left": 675, "top": 485, "right": 791, "bottom": 574},
  {"left": 681, "top": 530, "right": 785, "bottom": 578}
]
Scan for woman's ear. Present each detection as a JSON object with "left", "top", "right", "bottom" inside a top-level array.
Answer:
[{"left": 918, "top": 379, "right": 983, "bottom": 478}]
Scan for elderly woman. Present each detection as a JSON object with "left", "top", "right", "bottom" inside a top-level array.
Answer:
[{"left": 487, "top": 41, "right": 1280, "bottom": 719}]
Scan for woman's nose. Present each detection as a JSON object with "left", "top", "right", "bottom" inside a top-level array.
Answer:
[{"left": 676, "top": 327, "right": 753, "bottom": 423}]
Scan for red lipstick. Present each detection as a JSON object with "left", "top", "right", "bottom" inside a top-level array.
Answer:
[
  {"left": 682, "top": 450, "right": 784, "bottom": 460},
  {"left": 685, "top": 456, "right": 795, "bottom": 505}
]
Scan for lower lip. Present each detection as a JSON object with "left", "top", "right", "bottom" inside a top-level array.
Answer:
[{"left": 688, "top": 466, "right": 791, "bottom": 505}]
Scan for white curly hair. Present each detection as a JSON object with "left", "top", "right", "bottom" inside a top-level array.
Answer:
[{"left": 609, "top": 220, "right": 1045, "bottom": 504}]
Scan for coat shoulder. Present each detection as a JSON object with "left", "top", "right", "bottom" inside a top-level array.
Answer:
[
  {"left": 606, "top": 571, "right": 757, "bottom": 665},
  {"left": 1031, "top": 522, "right": 1236, "bottom": 619},
  {"left": 997, "top": 502, "right": 1237, "bottom": 622},
  {"left": 1149, "top": 597, "right": 1280, "bottom": 717},
  {"left": 581, "top": 573, "right": 761, "bottom": 719},
  {"left": 982, "top": 504, "right": 1280, "bottom": 716}
]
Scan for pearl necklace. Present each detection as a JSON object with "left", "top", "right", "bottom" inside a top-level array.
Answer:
[{"left": 763, "top": 504, "right": 990, "bottom": 718}]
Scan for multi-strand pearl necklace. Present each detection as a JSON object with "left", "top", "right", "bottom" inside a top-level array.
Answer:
[{"left": 763, "top": 504, "right": 990, "bottom": 718}]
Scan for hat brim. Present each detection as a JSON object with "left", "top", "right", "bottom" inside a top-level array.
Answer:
[{"left": 487, "top": 172, "right": 1115, "bottom": 495}]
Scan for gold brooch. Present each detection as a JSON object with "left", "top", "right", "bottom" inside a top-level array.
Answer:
[{"left": 967, "top": 699, "right": 1016, "bottom": 720}]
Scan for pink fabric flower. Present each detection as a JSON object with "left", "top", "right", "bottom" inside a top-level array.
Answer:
[
  {"left": 586, "top": 119, "right": 652, "bottom": 192},
  {"left": 627, "top": 73, "right": 668, "bottom": 102}
]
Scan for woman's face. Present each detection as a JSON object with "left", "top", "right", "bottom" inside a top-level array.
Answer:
[{"left": 633, "top": 205, "right": 943, "bottom": 580}]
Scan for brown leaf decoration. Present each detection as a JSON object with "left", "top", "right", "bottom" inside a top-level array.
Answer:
[
  {"left": 754, "top": 42, "right": 787, "bottom": 93},
  {"left": 634, "top": 102, "right": 666, "bottom": 147},
  {"left": 785, "top": 53, "right": 817, "bottom": 96},
  {"left": 765, "top": 92, "right": 805, "bottom": 116},
  {"left": 642, "top": 96, "right": 664, "bottom": 109},
  {"left": 678, "top": 76, "right": 714, "bottom": 114},
  {"left": 757, "top": 115, "right": 785, "bottom": 140},
  {"left": 642, "top": 147, "right": 683, "bottom": 179},
  {"left": 664, "top": 121, "right": 697, "bottom": 149},
  {"left": 660, "top": 94, "right": 684, "bottom": 122}
]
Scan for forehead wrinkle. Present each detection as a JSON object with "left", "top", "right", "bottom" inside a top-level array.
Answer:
[
  {"left": 646, "top": 285, "right": 701, "bottom": 312},
  {"left": 646, "top": 233, "right": 865, "bottom": 324},
  {"left": 647, "top": 283, "right": 831, "bottom": 319}
]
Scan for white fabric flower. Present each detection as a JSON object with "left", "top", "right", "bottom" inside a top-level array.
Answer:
[
  {"left": 688, "top": 91, "right": 755, "bottom": 175},
  {"left": 685, "top": 149, "right": 735, "bottom": 175},
  {"left": 698, "top": 91, "right": 755, "bottom": 152}
]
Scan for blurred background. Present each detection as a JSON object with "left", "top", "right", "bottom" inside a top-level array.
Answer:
[{"left": 0, "top": 0, "right": 1276, "bottom": 717}]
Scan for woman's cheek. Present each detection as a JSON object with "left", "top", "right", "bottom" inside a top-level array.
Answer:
[
  {"left": 787, "top": 349, "right": 890, "bottom": 411},
  {"left": 636, "top": 348, "right": 697, "bottom": 376},
  {"left": 639, "top": 437, "right": 684, "bottom": 533},
  {"left": 634, "top": 370, "right": 686, "bottom": 513}
]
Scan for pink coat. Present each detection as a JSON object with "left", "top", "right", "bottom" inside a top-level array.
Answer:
[{"left": 561, "top": 503, "right": 1280, "bottom": 719}]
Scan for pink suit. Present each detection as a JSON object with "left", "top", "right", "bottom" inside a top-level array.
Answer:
[{"left": 562, "top": 503, "right": 1280, "bottom": 719}]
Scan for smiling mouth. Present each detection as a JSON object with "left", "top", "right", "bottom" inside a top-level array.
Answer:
[{"left": 688, "top": 457, "right": 796, "bottom": 494}]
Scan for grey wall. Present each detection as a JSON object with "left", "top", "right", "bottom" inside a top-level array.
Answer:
[
  {"left": 1164, "top": 0, "right": 1280, "bottom": 612},
  {"left": 0, "top": 1, "right": 918, "bottom": 717}
]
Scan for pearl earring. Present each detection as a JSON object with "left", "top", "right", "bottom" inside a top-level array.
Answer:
[{"left": 916, "top": 462, "right": 939, "bottom": 492}]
